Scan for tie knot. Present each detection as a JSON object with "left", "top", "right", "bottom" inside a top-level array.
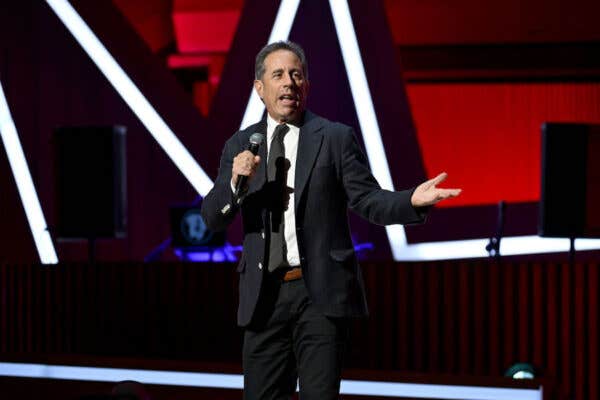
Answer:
[{"left": 273, "top": 124, "right": 290, "bottom": 141}]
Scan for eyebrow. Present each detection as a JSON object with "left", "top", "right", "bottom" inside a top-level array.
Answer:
[{"left": 270, "top": 68, "right": 303, "bottom": 76}]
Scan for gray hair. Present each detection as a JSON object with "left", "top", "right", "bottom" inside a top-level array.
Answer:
[{"left": 255, "top": 41, "right": 308, "bottom": 80}]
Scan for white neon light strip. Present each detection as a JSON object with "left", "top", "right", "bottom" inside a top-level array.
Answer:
[
  {"left": 0, "top": 362, "right": 541, "bottom": 400},
  {"left": 45, "top": 0, "right": 213, "bottom": 196},
  {"left": 239, "top": 0, "right": 301, "bottom": 130},
  {"left": 395, "top": 235, "right": 600, "bottom": 261},
  {"left": 328, "top": 0, "right": 408, "bottom": 260},
  {"left": 0, "top": 81, "right": 58, "bottom": 264}
]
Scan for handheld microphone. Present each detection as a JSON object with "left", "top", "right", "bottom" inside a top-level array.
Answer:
[{"left": 235, "top": 133, "right": 264, "bottom": 197}]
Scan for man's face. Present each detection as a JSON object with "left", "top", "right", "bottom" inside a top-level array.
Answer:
[{"left": 254, "top": 49, "right": 309, "bottom": 123}]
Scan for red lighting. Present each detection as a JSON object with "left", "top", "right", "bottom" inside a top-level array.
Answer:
[
  {"left": 407, "top": 82, "right": 600, "bottom": 207},
  {"left": 172, "top": 9, "right": 240, "bottom": 53}
]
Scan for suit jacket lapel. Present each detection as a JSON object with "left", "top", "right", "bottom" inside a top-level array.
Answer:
[{"left": 294, "top": 111, "right": 323, "bottom": 213}]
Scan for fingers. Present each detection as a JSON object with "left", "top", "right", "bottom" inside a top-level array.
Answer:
[
  {"left": 419, "top": 172, "right": 447, "bottom": 191},
  {"left": 233, "top": 151, "right": 261, "bottom": 178},
  {"left": 435, "top": 188, "right": 462, "bottom": 200},
  {"left": 429, "top": 172, "right": 448, "bottom": 187},
  {"left": 413, "top": 188, "right": 462, "bottom": 207},
  {"left": 413, "top": 169, "right": 462, "bottom": 206}
]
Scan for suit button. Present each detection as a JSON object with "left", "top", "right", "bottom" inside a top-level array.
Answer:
[
  {"left": 261, "top": 231, "right": 265, "bottom": 239},
  {"left": 296, "top": 227, "right": 302, "bottom": 232},
  {"left": 300, "top": 256, "right": 306, "bottom": 263},
  {"left": 258, "top": 262, "right": 263, "bottom": 270}
]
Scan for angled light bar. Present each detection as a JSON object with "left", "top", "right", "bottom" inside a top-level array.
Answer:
[
  {"left": 0, "top": 362, "right": 542, "bottom": 400},
  {"left": 45, "top": 0, "right": 213, "bottom": 196},
  {"left": 239, "top": 0, "right": 301, "bottom": 130},
  {"left": 0, "top": 81, "right": 58, "bottom": 264},
  {"left": 394, "top": 235, "right": 598, "bottom": 261},
  {"left": 328, "top": 0, "right": 408, "bottom": 259}
]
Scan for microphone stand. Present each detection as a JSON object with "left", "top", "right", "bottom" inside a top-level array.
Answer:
[{"left": 486, "top": 201, "right": 505, "bottom": 260}]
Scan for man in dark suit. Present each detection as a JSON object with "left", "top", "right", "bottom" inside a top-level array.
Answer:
[{"left": 201, "top": 41, "right": 461, "bottom": 400}]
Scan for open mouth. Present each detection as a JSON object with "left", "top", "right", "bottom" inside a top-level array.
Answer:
[{"left": 279, "top": 94, "right": 298, "bottom": 106}]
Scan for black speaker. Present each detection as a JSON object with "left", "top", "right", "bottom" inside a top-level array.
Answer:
[
  {"left": 55, "top": 126, "right": 127, "bottom": 239},
  {"left": 539, "top": 122, "right": 600, "bottom": 238}
]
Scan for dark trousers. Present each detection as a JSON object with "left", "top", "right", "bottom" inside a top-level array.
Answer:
[{"left": 243, "top": 274, "right": 349, "bottom": 400}]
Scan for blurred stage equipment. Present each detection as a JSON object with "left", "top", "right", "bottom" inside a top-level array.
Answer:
[
  {"left": 505, "top": 362, "right": 536, "bottom": 379},
  {"left": 170, "top": 204, "right": 225, "bottom": 249},
  {"left": 486, "top": 200, "right": 506, "bottom": 259},
  {"left": 170, "top": 203, "right": 232, "bottom": 262},
  {"left": 143, "top": 198, "right": 235, "bottom": 263},
  {"left": 539, "top": 123, "right": 600, "bottom": 259},
  {"left": 54, "top": 126, "right": 127, "bottom": 261}
]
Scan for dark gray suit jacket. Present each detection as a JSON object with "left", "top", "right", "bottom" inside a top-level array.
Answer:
[{"left": 201, "top": 111, "right": 425, "bottom": 326}]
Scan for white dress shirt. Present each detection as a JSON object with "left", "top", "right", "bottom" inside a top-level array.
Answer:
[
  {"left": 231, "top": 115, "right": 301, "bottom": 267},
  {"left": 265, "top": 115, "right": 301, "bottom": 267}
]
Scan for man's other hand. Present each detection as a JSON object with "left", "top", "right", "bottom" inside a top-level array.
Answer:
[
  {"left": 411, "top": 172, "right": 461, "bottom": 207},
  {"left": 232, "top": 150, "right": 261, "bottom": 186}
]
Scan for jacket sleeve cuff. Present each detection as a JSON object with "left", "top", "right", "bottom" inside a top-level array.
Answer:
[{"left": 407, "top": 187, "right": 430, "bottom": 224}]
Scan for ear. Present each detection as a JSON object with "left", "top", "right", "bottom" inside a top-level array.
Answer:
[{"left": 254, "top": 79, "right": 264, "bottom": 100}]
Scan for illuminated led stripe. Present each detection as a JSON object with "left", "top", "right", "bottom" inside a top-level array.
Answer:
[
  {"left": 328, "top": 0, "right": 408, "bottom": 259},
  {"left": 45, "top": 0, "right": 213, "bottom": 196},
  {"left": 395, "top": 236, "right": 600, "bottom": 261},
  {"left": 240, "top": 0, "right": 301, "bottom": 130},
  {"left": 0, "top": 81, "right": 58, "bottom": 264},
  {"left": 340, "top": 379, "right": 541, "bottom": 400},
  {"left": 0, "top": 362, "right": 541, "bottom": 399}
]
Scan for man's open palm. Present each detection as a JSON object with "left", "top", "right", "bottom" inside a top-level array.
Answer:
[{"left": 411, "top": 172, "right": 461, "bottom": 207}]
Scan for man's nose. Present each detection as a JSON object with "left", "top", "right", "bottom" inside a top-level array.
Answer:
[{"left": 282, "top": 72, "right": 296, "bottom": 87}]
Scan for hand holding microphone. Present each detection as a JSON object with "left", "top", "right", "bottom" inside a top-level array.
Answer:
[{"left": 233, "top": 133, "right": 264, "bottom": 197}]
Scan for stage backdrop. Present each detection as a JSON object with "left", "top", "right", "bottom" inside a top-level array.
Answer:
[{"left": 3, "top": 0, "right": 600, "bottom": 263}]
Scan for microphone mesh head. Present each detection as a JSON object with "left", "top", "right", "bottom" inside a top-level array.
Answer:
[{"left": 249, "top": 133, "right": 264, "bottom": 145}]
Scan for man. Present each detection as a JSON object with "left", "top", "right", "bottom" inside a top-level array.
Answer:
[{"left": 201, "top": 41, "right": 461, "bottom": 400}]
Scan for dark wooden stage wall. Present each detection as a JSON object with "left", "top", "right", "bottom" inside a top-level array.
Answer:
[{"left": 1, "top": 259, "right": 598, "bottom": 400}]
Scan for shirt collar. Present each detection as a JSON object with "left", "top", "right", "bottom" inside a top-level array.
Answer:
[{"left": 266, "top": 114, "right": 299, "bottom": 141}]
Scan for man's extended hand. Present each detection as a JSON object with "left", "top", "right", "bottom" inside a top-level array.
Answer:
[{"left": 411, "top": 172, "right": 461, "bottom": 207}]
